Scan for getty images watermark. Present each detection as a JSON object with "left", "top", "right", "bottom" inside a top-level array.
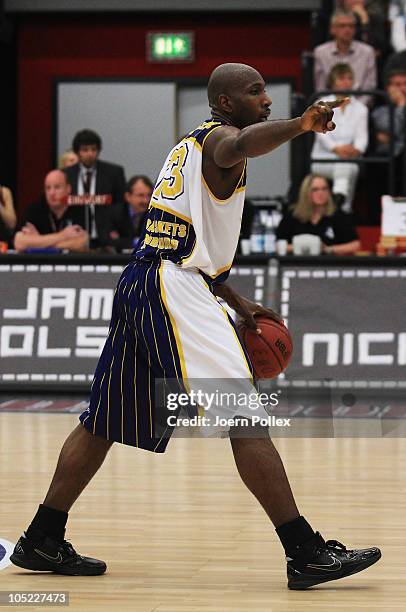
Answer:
[
  {"left": 155, "top": 380, "right": 292, "bottom": 434},
  {"left": 156, "top": 378, "right": 406, "bottom": 439}
]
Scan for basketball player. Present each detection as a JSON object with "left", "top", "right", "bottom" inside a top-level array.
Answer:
[{"left": 11, "top": 63, "right": 380, "bottom": 589}]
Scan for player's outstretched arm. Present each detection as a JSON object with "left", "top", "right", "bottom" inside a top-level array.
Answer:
[{"left": 210, "top": 99, "right": 347, "bottom": 168}]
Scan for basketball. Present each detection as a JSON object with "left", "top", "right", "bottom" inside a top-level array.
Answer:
[{"left": 238, "top": 316, "right": 293, "bottom": 379}]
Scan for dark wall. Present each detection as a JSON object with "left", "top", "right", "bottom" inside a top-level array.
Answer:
[
  {"left": 0, "top": 6, "right": 16, "bottom": 191},
  {"left": 6, "top": 0, "right": 321, "bottom": 12},
  {"left": 17, "top": 12, "right": 310, "bottom": 213}
]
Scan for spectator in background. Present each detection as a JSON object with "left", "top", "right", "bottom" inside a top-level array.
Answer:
[
  {"left": 389, "top": 1, "right": 406, "bottom": 52},
  {"left": 311, "top": 63, "right": 368, "bottom": 212},
  {"left": 59, "top": 149, "right": 79, "bottom": 169},
  {"left": 0, "top": 184, "right": 17, "bottom": 247},
  {"left": 276, "top": 174, "right": 360, "bottom": 255},
  {"left": 14, "top": 170, "right": 88, "bottom": 252},
  {"left": 367, "top": 69, "right": 406, "bottom": 219},
  {"left": 385, "top": 2, "right": 406, "bottom": 81},
  {"left": 366, "top": 0, "right": 390, "bottom": 20},
  {"left": 385, "top": 49, "right": 406, "bottom": 78},
  {"left": 99, "top": 175, "right": 153, "bottom": 252},
  {"left": 64, "top": 129, "right": 126, "bottom": 247},
  {"left": 314, "top": 9, "right": 377, "bottom": 104},
  {"left": 372, "top": 69, "right": 406, "bottom": 159},
  {"left": 337, "top": 0, "right": 391, "bottom": 63}
]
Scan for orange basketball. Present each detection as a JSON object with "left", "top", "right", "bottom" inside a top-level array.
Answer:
[{"left": 238, "top": 316, "right": 293, "bottom": 379}]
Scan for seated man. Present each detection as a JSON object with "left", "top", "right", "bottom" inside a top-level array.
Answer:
[
  {"left": 367, "top": 68, "right": 406, "bottom": 221},
  {"left": 14, "top": 170, "right": 89, "bottom": 252},
  {"left": 311, "top": 63, "right": 369, "bottom": 213},
  {"left": 372, "top": 68, "right": 406, "bottom": 160},
  {"left": 99, "top": 175, "right": 153, "bottom": 252},
  {"left": 314, "top": 9, "right": 377, "bottom": 105},
  {"left": 337, "top": 0, "right": 390, "bottom": 63}
]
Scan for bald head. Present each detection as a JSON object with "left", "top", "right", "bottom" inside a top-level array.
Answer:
[
  {"left": 207, "top": 63, "right": 263, "bottom": 108},
  {"left": 44, "top": 169, "right": 71, "bottom": 210},
  {"left": 45, "top": 169, "right": 68, "bottom": 186}
]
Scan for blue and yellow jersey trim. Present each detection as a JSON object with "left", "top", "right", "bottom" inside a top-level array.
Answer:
[
  {"left": 134, "top": 118, "right": 243, "bottom": 274},
  {"left": 184, "top": 119, "right": 247, "bottom": 204},
  {"left": 202, "top": 159, "right": 247, "bottom": 204},
  {"left": 200, "top": 264, "right": 233, "bottom": 287},
  {"left": 134, "top": 204, "right": 196, "bottom": 265},
  {"left": 183, "top": 119, "right": 225, "bottom": 150}
]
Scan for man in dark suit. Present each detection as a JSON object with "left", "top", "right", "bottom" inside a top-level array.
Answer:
[
  {"left": 64, "top": 129, "right": 126, "bottom": 247},
  {"left": 99, "top": 175, "right": 153, "bottom": 252}
]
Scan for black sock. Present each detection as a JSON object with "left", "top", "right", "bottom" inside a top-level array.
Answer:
[
  {"left": 26, "top": 504, "right": 68, "bottom": 542},
  {"left": 275, "top": 516, "right": 315, "bottom": 556}
]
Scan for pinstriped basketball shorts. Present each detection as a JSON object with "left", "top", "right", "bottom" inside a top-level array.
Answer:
[{"left": 80, "top": 258, "right": 265, "bottom": 452}]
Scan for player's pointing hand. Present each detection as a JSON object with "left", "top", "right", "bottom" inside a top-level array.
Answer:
[{"left": 300, "top": 98, "right": 349, "bottom": 134}]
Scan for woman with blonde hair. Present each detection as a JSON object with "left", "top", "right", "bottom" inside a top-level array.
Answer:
[
  {"left": 276, "top": 174, "right": 360, "bottom": 255},
  {"left": 59, "top": 149, "right": 79, "bottom": 169}
]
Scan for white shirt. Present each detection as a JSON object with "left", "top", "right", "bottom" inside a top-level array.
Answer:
[
  {"left": 311, "top": 96, "right": 369, "bottom": 160},
  {"left": 390, "top": 1, "right": 406, "bottom": 52},
  {"left": 77, "top": 164, "right": 98, "bottom": 238},
  {"left": 313, "top": 40, "right": 376, "bottom": 105},
  {"left": 77, "top": 164, "right": 97, "bottom": 196}
]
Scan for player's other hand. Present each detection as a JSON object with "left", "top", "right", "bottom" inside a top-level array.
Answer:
[
  {"left": 300, "top": 99, "right": 348, "bottom": 134},
  {"left": 236, "top": 297, "right": 283, "bottom": 334},
  {"left": 213, "top": 283, "right": 282, "bottom": 334}
]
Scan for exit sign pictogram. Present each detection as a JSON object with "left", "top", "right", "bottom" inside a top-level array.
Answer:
[{"left": 147, "top": 32, "right": 194, "bottom": 62}]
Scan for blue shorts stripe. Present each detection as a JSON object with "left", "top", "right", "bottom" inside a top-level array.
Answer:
[{"left": 80, "top": 260, "right": 183, "bottom": 452}]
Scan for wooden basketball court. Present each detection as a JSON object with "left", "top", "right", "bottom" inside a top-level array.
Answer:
[{"left": 1, "top": 412, "right": 405, "bottom": 611}]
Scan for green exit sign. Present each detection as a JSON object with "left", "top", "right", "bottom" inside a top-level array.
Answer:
[{"left": 147, "top": 32, "right": 194, "bottom": 63}]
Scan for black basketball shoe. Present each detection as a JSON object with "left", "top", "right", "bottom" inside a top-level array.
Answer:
[
  {"left": 10, "top": 531, "right": 106, "bottom": 576},
  {"left": 287, "top": 532, "right": 381, "bottom": 590}
]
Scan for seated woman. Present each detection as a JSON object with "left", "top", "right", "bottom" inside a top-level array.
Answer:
[
  {"left": 311, "top": 63, "right": 369, "bottom": 213},
  {"left": 276, "top": 174, "right": 360, "bottom": 255},
  {"left": 0, "top": 183, "right": 17, "bottom": 248}
]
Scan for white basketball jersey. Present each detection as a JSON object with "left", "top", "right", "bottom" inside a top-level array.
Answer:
[{"left": 135, "top": 119, "right": 247, "bottom": 284}]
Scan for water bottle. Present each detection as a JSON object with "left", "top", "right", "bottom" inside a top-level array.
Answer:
[
  {"left": 264, "top": 214, "right": 276, "bottom": 255},
  {"left": 250, "top": 211, "right": 264, "bottom": 253}
]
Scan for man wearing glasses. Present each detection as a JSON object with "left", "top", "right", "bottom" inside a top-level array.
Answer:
[{"left": 314, "top": 9, "right": 377, "bottom": 105}]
